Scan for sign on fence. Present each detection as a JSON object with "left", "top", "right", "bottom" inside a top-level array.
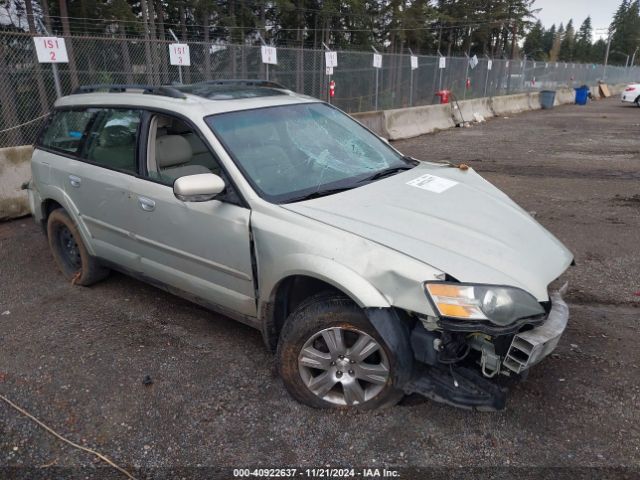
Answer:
[
  {"left": 410, "top": 55, "right": 418, "bottom": 70},
  {"left": 169, "top": 44, "right": 190, "bottom": 66},
  {"left": 373, "top": 53, "right": 382, "bottom": 68},
  {"left": 326, "top": 66, "right": 334, "bottom": 75},
  {"left": 33, "top": 37, "right": 68, "bottom": 63},
  {"left": 325, "top": 51, "right": 337, "bottom": 68},
  {"left": 261, "top": 45, "right": 278, "bottom": 65},
  {"left": 439, "top": 56, "right": 446, "bottom": 69},
  {"left": 469, "top": 55, "right": 478, "bottom": 69},
  {"left": 487, "top": 59, "right": 492, "bottom": 70}
]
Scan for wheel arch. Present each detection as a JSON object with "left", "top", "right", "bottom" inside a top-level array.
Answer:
[
  {"left": 37, "top": 186, "right": 96, "bottom": 256},
  {"left": 259, "top": 257, "right": 391, "bottom": 351}
]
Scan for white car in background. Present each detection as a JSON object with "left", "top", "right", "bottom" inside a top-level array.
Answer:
[{"left": 621, "top": 84, "right": 640, "bottom": 106}]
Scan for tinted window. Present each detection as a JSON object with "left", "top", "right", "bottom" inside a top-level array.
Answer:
[
  {"left": 83, "top": 109, "right": 141, "bottom": 173},
  {"left": 40, "top": 110, "right": 94, "bottom": 154}
]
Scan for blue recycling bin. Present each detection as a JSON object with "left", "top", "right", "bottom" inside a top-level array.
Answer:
[
  {"left": 540, "top": 90, "right": 556, "bottom": 109},
  {"left": 574, "top": 86, "right": 589, "bottom": 105}
]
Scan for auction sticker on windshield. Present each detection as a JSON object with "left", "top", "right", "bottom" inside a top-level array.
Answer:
[{"left": 406, "top": 173, "right": 457, "bottom": 193}]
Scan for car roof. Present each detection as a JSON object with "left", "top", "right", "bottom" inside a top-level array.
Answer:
[{"left": 54, "top": 82, "right": 319, "bottom": 118}]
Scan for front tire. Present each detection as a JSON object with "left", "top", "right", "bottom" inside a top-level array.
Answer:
[
  {"left": 47, "top": 208, "right": 109, "bottom": 286},
  {"left": 277, "top": 293, "right": 404, "bottom": 410}
]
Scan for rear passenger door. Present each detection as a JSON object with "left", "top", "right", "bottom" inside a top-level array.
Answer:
[
  {"left": 69, "top": 108, "right": 142, "bottom": 269},
  {"left": 127, "top": 113, "right": 257, "bottom": 318}
]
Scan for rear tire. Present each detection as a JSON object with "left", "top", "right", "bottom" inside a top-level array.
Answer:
[
  {"left": 47, "top": 208, "right": 109, "bottom": 286},
  {"left": 277, "top": 293, "right": 404, "bottom": 410}
]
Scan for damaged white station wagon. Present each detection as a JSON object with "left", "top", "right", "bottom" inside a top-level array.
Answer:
[{"left": 28, "top": 81, "right": 573, "bottom": 410}]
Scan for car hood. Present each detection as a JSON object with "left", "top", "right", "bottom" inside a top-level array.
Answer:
[{"left": 281, "top": 163, "right": 573, "bottom": 301}]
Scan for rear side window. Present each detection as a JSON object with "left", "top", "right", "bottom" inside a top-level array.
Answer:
[
  {"left": 40, "top": 110, "right": 94, "bottom": 154},
  {"left": 83, "top": 109, "right": 141, "bottom": 174}
]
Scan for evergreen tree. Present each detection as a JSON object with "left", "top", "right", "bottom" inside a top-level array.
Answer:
[
  {"left": 559, "top": 18, "right": 575, "bottom": 61},
  {"left": 609, "top": 0, "right": 640, "bottom": 65},
  {"left": 574, "top": 16, "right": 593, "bottom": 62},
  {"left": 542, "top": 23, "right": 555, "bottom": 55},
  {"left": 523, "top": 19, "right": 545, "bottom": 59},
  {"left": 549, "top": 22, "right": 563, "bottom": 61}
]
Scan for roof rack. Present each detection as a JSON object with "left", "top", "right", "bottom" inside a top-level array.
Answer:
[
  {"left": 72, "top": 84, "right": 187, "bottom": 99},
  {"left": 196, "top": 79, "right": 288, "bottom": 89}
]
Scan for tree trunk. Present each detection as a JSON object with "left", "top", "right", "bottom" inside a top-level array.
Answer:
[
  {"left": 296, "top": 0, "right": 304, "bottom": 92},
  {"left": 119, "top": 27, "right": 134, "bottom": 84},
  {"left": 203, "top": 7, "right": 211, "bottom": 80},
  {"left": 25, "top": 0, "right": 50, "bottom": 113},
  {"left": 0, "top": 44, "right": 22, "bottom": 146},
  {"left": 146, "top": 0, "right": 161, "bottom": 84},
  {"left": 58, "top": 0, "right": 79, "bottom": 89},
  {"left": 41, "top": 0, "right": 51, "bottom": 31},
  {"left": 139, "top": 0, "right": 154, "bottom": 84},
  {"left": 180, "top": 4, "right": 192, "bottom": 83},
  {"left": 156, "top": 0, "right": 169, "bottom": 83}
]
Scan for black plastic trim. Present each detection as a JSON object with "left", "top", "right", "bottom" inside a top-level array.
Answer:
[{"left": 363, "top": 307, "right": 414, "bottom": 389}]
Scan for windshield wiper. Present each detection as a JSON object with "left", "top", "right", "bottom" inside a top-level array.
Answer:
[
  {"left": 359, "top": 165, "right": 414, "bottom": 183},
  {"left": 284, "top": 186, "right": 356, "bottom": 203}
]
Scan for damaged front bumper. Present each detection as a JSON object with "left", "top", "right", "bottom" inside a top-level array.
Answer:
[
  {"left": 367, "top": 287, "right": 570, "bottom": 411},
  {"left": 503, "top": 289, "right": 569, "bottom": 374}
]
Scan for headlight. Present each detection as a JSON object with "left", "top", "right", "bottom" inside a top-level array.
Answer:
[{"left": 425, "top": 282, "right": 545, "bottom": 326}]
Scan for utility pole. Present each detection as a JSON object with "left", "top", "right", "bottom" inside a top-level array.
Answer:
[
  {"left": 507, "top": 22, "right": 517, "bottom": 94},
  {"left": 630, "top": 47, "right": 638, "bottom": 70},
  {"left": 603, "top": 34, "right": 612, "bottom": 81}
]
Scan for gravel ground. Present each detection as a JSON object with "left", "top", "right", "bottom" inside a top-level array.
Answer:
[{"left": 1, "top": 97, "right": 639, "bottom": 479}]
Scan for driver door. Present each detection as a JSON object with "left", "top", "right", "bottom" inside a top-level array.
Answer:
[{"left": 127, "top": 113, "right": 256, "bottom": 318}]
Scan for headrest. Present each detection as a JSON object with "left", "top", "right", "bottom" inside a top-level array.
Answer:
[{"left": 155, "top": 135, "right": 192, "bottom": 168}]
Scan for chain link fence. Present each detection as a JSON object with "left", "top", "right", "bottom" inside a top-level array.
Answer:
[{"left": 1, "top": 30, "right": 638, "bottom": 148}]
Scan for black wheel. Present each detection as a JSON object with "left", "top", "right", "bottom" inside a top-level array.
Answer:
[
  {"left": 47, "top": 208, "right": 109, "bottom": 286},
  {"left": 635, "top": 96, "right": 640, "bottom": 107},
  {"left": 277, "top": 293, "right": 404, "bottom": 410}
]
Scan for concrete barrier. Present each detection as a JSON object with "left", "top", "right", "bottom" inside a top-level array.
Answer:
[
  {"left": 451, "top": 97, "right": 494, "bottom": 124},
  {"left": 0, "top": 145, "right": 32, "bottom": 221},
  {"left": 609, "top": 83, "right": 625, "bottom": 96},
  {"left": 554, "top": 88, "right": 575, "bottom": 105},
  {"left": 528, "top": 92, "right": 542, "bottom": 110},
  {"left": 351, "top": 110, "right": 388, "bottom": 138},
  {"left": 383, "top": 103, "right": 454, "bottom": 140},
  {"left": 490, "top": 93, "right": 531, "bottom": 116}
]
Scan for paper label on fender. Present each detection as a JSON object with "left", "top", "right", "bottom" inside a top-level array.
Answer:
[{"left": 407, "top": 173, "right": 457, "bottom": 193}]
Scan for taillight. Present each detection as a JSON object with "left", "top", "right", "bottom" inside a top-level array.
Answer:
[{"left": 625, "top": 87, "right": 636, "bottom": 91}]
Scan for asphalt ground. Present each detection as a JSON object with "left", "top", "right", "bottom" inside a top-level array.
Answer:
[{"left": 1, "top": 97, "right": 639, "bottom": 479}]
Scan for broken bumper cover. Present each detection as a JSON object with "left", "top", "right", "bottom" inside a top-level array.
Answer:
[{"left": 503, "top": 288, "right": 569, "bottom": 374}]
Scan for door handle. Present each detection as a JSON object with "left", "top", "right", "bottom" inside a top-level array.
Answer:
[
  {"left": 68, "top": 175, "right": 81, "bottom": 188},
  {"left": 138, "top": 196, "right": 156, "bottom": 212}
]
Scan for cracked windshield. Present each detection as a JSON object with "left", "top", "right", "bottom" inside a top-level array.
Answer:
[{"left": 206, "top": 103, "right": 407, "bottom": 202}]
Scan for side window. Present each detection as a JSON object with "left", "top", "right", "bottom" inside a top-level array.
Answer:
[
  {"left": 147, "top": 114, "right": 222, "bottom": 184},
  {"left": 83, "top": 109, "right": 141, "bottom": 174},
  {"left": 39, "top": 110, "right": 95, "bottom": 154}
]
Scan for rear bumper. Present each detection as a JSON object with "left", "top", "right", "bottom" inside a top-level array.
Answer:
[{"left": 503, "top": 288, "right": 569, "bottom": 374}]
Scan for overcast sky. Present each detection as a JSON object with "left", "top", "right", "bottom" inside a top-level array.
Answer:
[{"left": 533, "top": 0, "right": 617, "bottom": 37}]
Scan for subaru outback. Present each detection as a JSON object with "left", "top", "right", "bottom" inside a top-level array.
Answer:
[{"left": 27, "top": 81, "right": 573, "bottom": 410}]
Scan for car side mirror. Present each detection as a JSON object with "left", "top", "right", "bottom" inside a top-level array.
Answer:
[{"left": 173, "top": 173, "right": 225, "bottom": 202}]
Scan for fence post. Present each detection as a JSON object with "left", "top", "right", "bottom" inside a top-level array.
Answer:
[
  {"left": 408, "top": 48, "right": 414, "bottom": 107},
  {"left": 463, "top": 54, "right": 470, "bottom": 100},
  {"left": 484, "top": 56, "right": 490, "bottom": 97},
  {"left": 36, "top": 18, "right": 62, "bottom": 98}
]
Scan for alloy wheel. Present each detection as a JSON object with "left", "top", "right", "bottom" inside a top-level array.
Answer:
[{"left": 297, "top": 326, "right": 390, "bottom": 406}]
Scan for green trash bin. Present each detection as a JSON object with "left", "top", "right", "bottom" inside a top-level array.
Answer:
[{"left": 540, "top": 90, "right": 556, "bottom": 109}]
